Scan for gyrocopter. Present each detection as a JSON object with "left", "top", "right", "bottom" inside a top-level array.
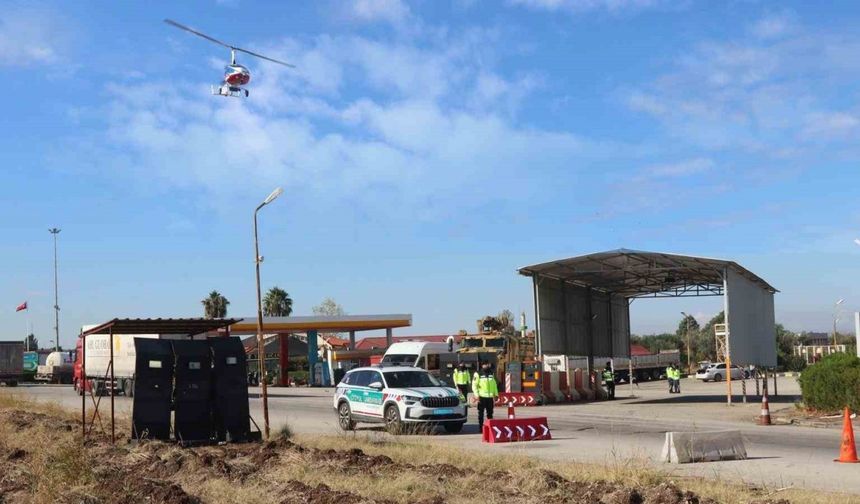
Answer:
[{"left": 164, "top": 19, "right": 294, "bottom": 98}]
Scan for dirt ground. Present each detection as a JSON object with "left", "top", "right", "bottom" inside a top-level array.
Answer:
[{"left": 1, "top": 396, "right": 850, "bottom": 504}]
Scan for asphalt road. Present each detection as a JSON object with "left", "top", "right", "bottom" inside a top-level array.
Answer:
[{"left": 5, "top": 377, "right": 859, "bottom": 496}]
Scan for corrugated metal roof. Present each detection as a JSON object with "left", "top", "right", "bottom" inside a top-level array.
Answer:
[
  {"left": 518, "top": 248, "right": 776, "bottom": 297},
  {"left": 80, "top": 318, "right": 239, "bottom": 337}
]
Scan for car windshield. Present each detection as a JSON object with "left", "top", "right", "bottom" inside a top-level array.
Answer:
[
  {"left": 381, "top": 354, "right": 418, "bottom": 366},
  {"left": 383, "top": 371, "right": 442, "bottom": 388}
]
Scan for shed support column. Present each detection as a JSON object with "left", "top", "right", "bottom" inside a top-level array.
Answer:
[
  {"left": 279, "top": 334, "right": 289, "bottom": 387},
  {"left": 722, "top": 269, "right": 732, "bottom": 406},
  {"left": 349, "top": 330, "right": 356, "bottom": 351},
  {"left": 628, "top": 298, "right": 634, "bottom": 397},
  {"left": 586, "top": 288, "right": 594, "bottom": 387},
  {"left": 386, "top": 328, "right": 393, "bottom": 348},
  {"left": 109, "top": 326, "right": 115, "bottom": 444},
  {"left": 307, "top": 329, "right": 318, "bottom": 386},
  {"left": 81, "top": 332, "right": 86, "bottom": 441}
]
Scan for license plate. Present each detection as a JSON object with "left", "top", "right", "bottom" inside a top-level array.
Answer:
[{"left": 435, "top": 408, "right": 454, "bottom": 415}]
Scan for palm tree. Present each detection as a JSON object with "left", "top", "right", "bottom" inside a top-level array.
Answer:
[
  {"left": 263, "top": 287, "right": 293, "bottom": 317},
  {"left": 202, "top": 290, "right": 230, "bottom": 319}
]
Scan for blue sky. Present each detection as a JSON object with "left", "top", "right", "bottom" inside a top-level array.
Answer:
[{"left": 3, "top": 0, "right": 860, "bottom": 349}]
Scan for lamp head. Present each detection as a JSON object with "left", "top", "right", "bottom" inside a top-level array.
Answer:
[{"left": 263, "top": 187, "right": 284, "bottom": 205}]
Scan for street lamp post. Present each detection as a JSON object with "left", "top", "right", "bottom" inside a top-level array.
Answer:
[
  {"left": 49, "top": 228, "right": 61, "bottom": 352},
  {"left": 681, "top": 311, "right": 691, "bottom": 373},
  {"left": 833, "top": 298, "right": 845, "bottom": 347},
  {"left": 254, "top": 187, "right": 283, "bottom": 440}
]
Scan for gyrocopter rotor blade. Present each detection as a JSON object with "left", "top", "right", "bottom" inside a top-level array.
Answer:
[
  {"left": 233, "top": 47, "right": 295, "bottom": 68},
  {"left": 164, "top": 18, "right": 295, "bottom": 68},
  {"left": 164, "top": 19, "right": 232, "bottom": 49}
]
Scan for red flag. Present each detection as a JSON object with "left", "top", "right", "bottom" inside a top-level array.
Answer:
[{"left": 15, "top": 302, "right": 27, "bottom": 312}]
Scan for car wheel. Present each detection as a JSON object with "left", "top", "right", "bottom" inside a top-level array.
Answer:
[
  {"left": 443, "top": 422, "right": 464, "bottom": 434},
  {"left": 337, "top": 402, "right": 356, "bottom": 431},
  {"left": 714, "top": 373, "right": 723, "bottom": 382},
  {"left": 384, "top": 405, "right": 402, "bottom": 435}
]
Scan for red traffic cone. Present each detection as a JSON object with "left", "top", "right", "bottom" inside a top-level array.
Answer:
[
  {"left": 835, "top": 407, "right": 859, "bottom": 463},
  {"left": 507, "top": 402, "right": 515, "bottom": 419},
  {"left": 758, "top": 394, "right": 771, "bottom": 426}
]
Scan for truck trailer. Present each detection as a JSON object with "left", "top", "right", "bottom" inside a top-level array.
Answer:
[
  {"left": 74, "top": 328, "right": 161, "bottom": 397},
  {"left": 543, "top": 349, "right": 681, "bottom": 383},
  {"left": 0, "top": 341, "right": 24, "bottom": 386},
  {"left": 35, "top": 351, "right": 74, "bottom": 384}
]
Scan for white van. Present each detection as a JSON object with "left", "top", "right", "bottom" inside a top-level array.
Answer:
[{"left": 380, "top": 341, "right": 455, "bottom": 372}]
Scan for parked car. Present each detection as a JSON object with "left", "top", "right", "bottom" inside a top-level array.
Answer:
[
  {"left": 695, "top": 363, "right": 748, "bottom": 382},
  {"left": 333, "top": 366, "right": 466, "bottom": 434}
]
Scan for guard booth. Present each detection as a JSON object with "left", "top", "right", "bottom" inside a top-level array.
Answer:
[
  {"left": 132, "top": 339, "right": 174, "bottom": 440},
  {"left": 211, "top": 337, "right": 251, "bottom": 442},
  {"left": 172, "top": 340, "right": 213, "bottom": 444}
]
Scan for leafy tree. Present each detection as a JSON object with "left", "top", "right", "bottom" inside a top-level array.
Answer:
[
  {"left": 263, "top": 287, "right": 293, "bottom": 317},
  {"left": 312, "top": 297, "right": 345, "bottom": 317},
  {"left": 24, "top": 333, "right": 38, "bottom": 351},
  {"left": 676, "top": 314, "right": 700, "bottom": 338},
  {"left": 775, "top": 323, "right": 806, "bottom": 371},
  {"left": 201, "top": 290, "right": 229, "bottom": 319}
]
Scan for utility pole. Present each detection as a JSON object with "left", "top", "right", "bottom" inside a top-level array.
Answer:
[{"left": 49, "top": 228, "right": 61, "bottom": 351}]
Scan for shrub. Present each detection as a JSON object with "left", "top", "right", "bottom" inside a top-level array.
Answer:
[{"left": 798, "top": 353, "right": 860, "bottom": 413}]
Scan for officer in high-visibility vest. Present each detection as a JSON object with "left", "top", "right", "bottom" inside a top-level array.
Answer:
[
  {"left": 672, "top": 366, "right": 682, "bottom": 393},
  {"left": 666, "top": 364, "right": 675, "bottom": 393},
  {"left": 452, "top": 363, "right": 471, "bottom": 402},
  {"left": 472, "top": 362, "right": 499, "bottom": 427},
  {"left": 602, "top": 361, "right": 615, "bottom": 400}
]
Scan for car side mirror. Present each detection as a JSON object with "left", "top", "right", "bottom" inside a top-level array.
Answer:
[{"left": 369, "top": 381, "right": 383, "bottom": 390}]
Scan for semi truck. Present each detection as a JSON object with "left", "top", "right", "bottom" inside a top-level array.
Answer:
[
  {"left": 0, "top": 341, "right": 24, "bottom": 386},
  {"left": 73, "top": 327, "right": 160, "bottom": 397},
  {"left": 35, "top": 351, "right": 74, "bottom": 384}
]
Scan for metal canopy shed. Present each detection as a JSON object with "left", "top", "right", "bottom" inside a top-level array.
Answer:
[
  {"left": 518, "top": 249, "right": 778, "bottom": 370},
  {"left": 79, "top": 318, "right": 238, "bottom": 443}
]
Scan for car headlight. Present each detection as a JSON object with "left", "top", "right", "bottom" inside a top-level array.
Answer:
[{"left": 403, "top": 395, "right": 422, "bottom": 404}]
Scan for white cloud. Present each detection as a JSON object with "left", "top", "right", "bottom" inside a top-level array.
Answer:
[
  {"left": 625, "top": 16, "right": 860, "bottom": 153},
  {"left": 67, "top": 30, "right": 608, "bottom": 221},
  {"left": 509, "top": 0, "right": 663, "bottom": 14},
  {"left": 0, "top": 8, "right": 68, "bottom": 66},
  {"left": 801, "top": 112, "right": 859, "bottom": 141},
  {"left": 347, "top": 0, "right": 411, "bottom": 26},
  {"left": 751, "top": 11, "right": 796, "bottom": 40},
  {"left": 645, "top": 158, "right": 713, "bottom": 178}
]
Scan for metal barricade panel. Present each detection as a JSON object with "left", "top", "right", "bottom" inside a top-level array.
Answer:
[
  {"left": 132, "top": 338, "right": 174, "bottom": 440},
  {"left": 210, "top": 337, "right": 251, "bottom": 442},
  {"left": 173, "top": 340, "right": 212, "bottom": 443}
]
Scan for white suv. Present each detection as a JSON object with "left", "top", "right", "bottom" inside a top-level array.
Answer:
[
  {"left": 333, "top": 366, "right": 466, "bottom": 434},
  {"left": 695, "top": 363, "right": 749, "bottom": 382}
]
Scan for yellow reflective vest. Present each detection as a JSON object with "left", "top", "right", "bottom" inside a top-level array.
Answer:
[
  {"left": 472, "top": 374, "right": 499, "bottom": 398},
  {"left": 452, "top": 369, "right": 470, "bottom": 385}
]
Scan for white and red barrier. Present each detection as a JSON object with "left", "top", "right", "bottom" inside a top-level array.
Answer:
[
  {"left": 573, "top": 368, "right": 594, "bottom": 400},
  {"left": 482, "top": 417, "right": 552, "bottom": 443},
  {"left": 495, "top": 392, "right": 539, "bottom": 406}
]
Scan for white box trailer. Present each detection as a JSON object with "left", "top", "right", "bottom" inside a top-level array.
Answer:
[
  {"left": 543, "top": 350, "right": 680, "bottom": 383},
  {"left": 77, "top": 324, "right": 202, "bottom": 397}
]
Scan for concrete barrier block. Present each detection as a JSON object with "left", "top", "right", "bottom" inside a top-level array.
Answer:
[{"left": 660, "top": 430, "right": 747, "bottom": 464}]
